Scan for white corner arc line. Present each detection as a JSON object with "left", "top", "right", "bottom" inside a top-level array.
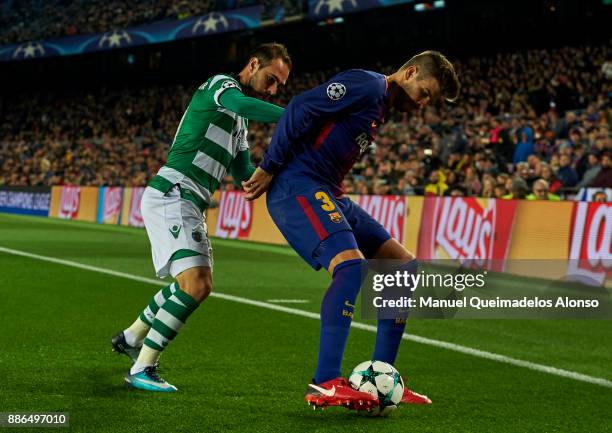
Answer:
[{"left": 1, "top": 245, "right": 611, "bottom": 389}]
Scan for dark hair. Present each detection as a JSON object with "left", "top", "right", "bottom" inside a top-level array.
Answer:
[
  {"left": 249, "top": 42, "right": 292, "bottom": 70},
  {"left": 400, "top": 50, "right": 460, "bottom": 103}
]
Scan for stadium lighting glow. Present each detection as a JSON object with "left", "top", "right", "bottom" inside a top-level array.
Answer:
[{"left": 414, "top": 1, "right": 446, "bottom": 12}]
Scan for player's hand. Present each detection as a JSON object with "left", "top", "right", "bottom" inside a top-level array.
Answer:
[{"left": 242, "top": 167, "right": 273, "bottom": 201}]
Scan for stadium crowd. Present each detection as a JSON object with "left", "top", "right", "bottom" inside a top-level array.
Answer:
[
  {"left": 0, "top": 0, "right": 304, "bottom": 46},
  {"left": 0, "top": 45, "right": 611, "bottom": 199}
]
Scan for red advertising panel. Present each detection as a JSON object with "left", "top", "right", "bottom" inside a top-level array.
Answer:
[
  {"left": 355, "top": 195, "right": 406, "bottom": 242},
  {"left": 567, "top": 202, "right": 612, "bottom": 285},
  {"left": 128, "top": 187, "right": 145, "bottom": 227},
  {"left": 58, "top": 186, "right": 81, "bottom": 219},
  {"left": 102, "top": 187, "right": 123, "bottom": 224},
  {"left": 417, "top": 197, "right": 518, "bottom": 270},
  {"left": 215, "top": 190, "right": 253, "bottom": 239}
]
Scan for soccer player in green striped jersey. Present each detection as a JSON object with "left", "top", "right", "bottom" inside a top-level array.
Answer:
[{"left": 112, "top": 43, "right": 292, "bottom": 392}]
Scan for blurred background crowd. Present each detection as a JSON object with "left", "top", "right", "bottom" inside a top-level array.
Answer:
[
  {"left": 0, "top": 0, "right": 305, "bottom": 45},
  {"left": 1, "top": 44, "right": 610, "bottom": 199},
  {"left": 0, "top": 0, "right": 610, "bottom": 200}
]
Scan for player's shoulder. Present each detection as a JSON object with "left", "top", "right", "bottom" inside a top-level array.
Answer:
[
  {"left": 198, "top": 73, "right": 242, "bottom": 92},
  {"left": 328, "top": 69, "right": 386, "bottom": 94}
]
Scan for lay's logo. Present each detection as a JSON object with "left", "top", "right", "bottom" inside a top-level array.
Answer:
[
  {"left": 58, "top": 186, "right": 81, "bottom": 219},
  {"left": 356, "top": 195, "right": 406, "bottom": 242},
  {"left": 128, "top": 187, "right": 145, "bottom": 227},
  {"left": 567, "top": 202, "right": 612, "bottom": 285},
  {"left": 418, "top": 197, "right": 518, "bottom": 271},
  {"left": 216, "top": 190, "right": 253, "bottom": 239},
  {"left": 102, "top": 187, "right": 123, "bottom": 224}
]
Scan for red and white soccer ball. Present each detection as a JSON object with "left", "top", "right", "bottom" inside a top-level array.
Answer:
[{"left": 349, "top": 360, "right": 404, "bottom": 416}]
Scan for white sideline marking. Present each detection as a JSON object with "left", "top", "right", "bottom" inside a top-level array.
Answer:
[
  {"left": 1, "top": 245, "right": 611, "bottom": 389},
  {"left": 267, "top": 299, "right": 310, "bottom": 304}
]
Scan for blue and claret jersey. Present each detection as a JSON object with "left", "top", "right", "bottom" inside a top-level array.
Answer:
[{"left": 260, "top": 69, "right": 388, "bottom": 196}]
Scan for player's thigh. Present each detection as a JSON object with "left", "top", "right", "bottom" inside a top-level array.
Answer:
[
  {"left": 339, "top": 198, "right": 394, "bottom": 259},
  {"left": 141, "top": 185, "right": 212, "bottom": 278},
  {"left": 313, "top": 230, "right": 365, "bottom": 274},
  {"left": 267, "top": 179, "right": 359, "bottom": 271}
]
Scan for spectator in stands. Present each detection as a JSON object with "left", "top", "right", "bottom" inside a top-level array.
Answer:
[
  {"left": 513, "top": 126, "right": 535, "bottom": 164},
  {"left": 589, "top": 153, "right": 611, "bottom": 188},
  {"left": 480, "top": 176, "right": 496, "bottom": 198},
  {"left": 539, "top": 164, "right": 563, "bottom": 193},
  {"left": 576, "top": 153, "right": 602, "bottom": 189},
  {"left": 502, "top": 178, "right": 529, "bottom": 200},
  {"left": 424, "top": 170, "right": 448, "bottom": 196},
  {"left": 556, "top": 153, "right": 579, "bottom": 187},
  {"left": 592, "top": 190, "right": 608, "bottom": 203},
  {"left": 494, "top": 184, "right": 509, "bottom": 199},
  {"left": 526, "top": 179, "right": 560, "bottom": 201}
]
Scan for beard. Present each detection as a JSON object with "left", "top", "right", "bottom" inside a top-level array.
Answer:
[
  {"left": 389, "top": 82, "right": 420, "bottom": 114},
  {"left": 245, "top": 74, "right": 270, "bottom": 101}
]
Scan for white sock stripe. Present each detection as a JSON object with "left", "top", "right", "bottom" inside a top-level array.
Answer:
[
  {"left": 168, "top": 294, "right": 186, "bottom": 308},
  {"left": 154, "top": 290, "right": 166, "bottom": 308},
  {"left": 156, "top": 308, "right": 185, "bottom": 332},
  {"left": 146, "top": 328, "right": 168, "bottom": 347},
  {"left": 143, "top": 306, "right": 155, "bottom": 323},
  {"left": 170, "top": 282, "right": 177, "bottom": 294}
]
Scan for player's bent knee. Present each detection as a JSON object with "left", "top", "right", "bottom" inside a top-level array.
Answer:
[
  {"left": 176, "top": 267, "right": 213, "bottom": 303},
  {"left": 328, "top": 249, "right": 365, "bottom": 275}
]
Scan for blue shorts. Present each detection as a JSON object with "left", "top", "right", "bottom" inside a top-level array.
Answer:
[{"left": 266, "top": 174, "right": 391, "bottom": 270}]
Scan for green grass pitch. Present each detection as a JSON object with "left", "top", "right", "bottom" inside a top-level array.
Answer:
[{"left": 0, "top": 213, "right": 611, "bottom": 432}]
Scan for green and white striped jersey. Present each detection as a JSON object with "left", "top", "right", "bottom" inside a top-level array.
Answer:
[{"left": 148, "top": 74, "right": 249, "bottom": 211}]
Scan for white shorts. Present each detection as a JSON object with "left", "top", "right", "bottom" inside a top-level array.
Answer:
[{"left": 141, "top": 185, "right": 212, "bottom": 278}]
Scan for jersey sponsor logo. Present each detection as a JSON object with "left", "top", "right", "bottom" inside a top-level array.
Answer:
[
  {"left": 58, "top": 186, "right": 81, "bottom": 219},
  {"left": 215, "top": 190, "right": 253, "bottom": 239},
  {"left": 417, "top": 197, "right": 518, "bottom": 271},
  {"left": 356, "top": 195, "right": 406, "bottom": 242},
  {"left": 355, "top": 132, "right": 371, "bottom": 155},
  {"left": 326, "top": 82, "right": 346, "bottom": 100},
  {"left": 567, "top": 202, "right": 612, "bottom": 285}
]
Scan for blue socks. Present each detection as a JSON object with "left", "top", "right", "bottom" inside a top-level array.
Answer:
[
  {"left": 313, "top": 258, "right": 418, "bottom": 383},
  {"left": 314, "top": 259, "right": 365, "bottom": 384},
  {"left": 372, "top": 259, "right": 418, "bottom": 365}
]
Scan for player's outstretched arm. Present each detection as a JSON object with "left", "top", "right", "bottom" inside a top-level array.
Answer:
[
  {"left": 218, "top": 89, "right": 284, "bottom": 123},
  {"left": 242, "top": 167, "right": 273, "bottom": 201}
]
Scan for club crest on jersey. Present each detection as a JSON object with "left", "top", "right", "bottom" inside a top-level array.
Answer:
[
  {"left": 327, "top": 82, "right": 346, "bottom": 101},
  {"left": 329, "top": 211, "right": 343, "bottom": 223},
  {"left": 192, "top": 226, "right": 205, "bottom": 242}
]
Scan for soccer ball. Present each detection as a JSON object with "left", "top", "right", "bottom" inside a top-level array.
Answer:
[{"left": 348, "top": 360, "right": 404, "bottom": 416}]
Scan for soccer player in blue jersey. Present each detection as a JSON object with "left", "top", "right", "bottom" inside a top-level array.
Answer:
[{"left": 243, "top": 51, "right": 460, "bottom": 411}]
